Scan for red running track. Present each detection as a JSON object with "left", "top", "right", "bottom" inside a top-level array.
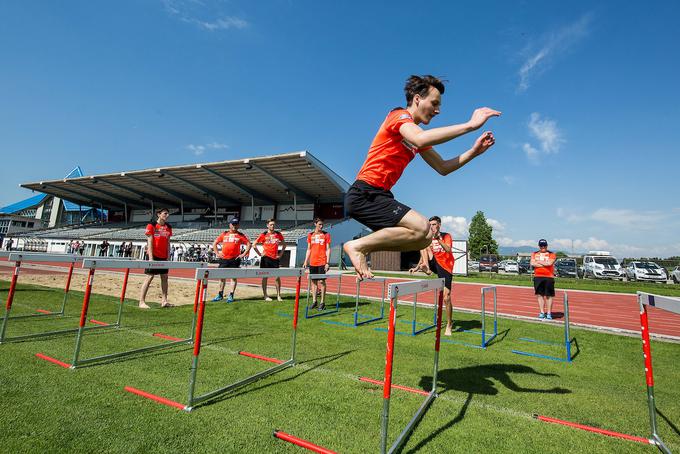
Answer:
[{"left": 2, "top": 258, "right": 680, "bottom": 338}]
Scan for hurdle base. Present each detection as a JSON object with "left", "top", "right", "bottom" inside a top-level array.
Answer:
[
  {"left": 512, "top": 349, "right": 571, "bottom": 363},
  {"left": 71, "top": 337, "right": 191, "bottom": 368},
  {"left": 386, "top": 391, "right": 437, "bottom": 454}
]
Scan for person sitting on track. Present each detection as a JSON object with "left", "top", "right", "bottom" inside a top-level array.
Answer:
[
  {"left": 139, "top": 208, "right": 173, "bottom": 309},
  {"left": 343, "top": 74, "right": 500, "bottom": 279},
  {"left": 211, "top": 218, "right": 251, "bottom": 303},
  {"left": 302, "top": 218, "right": 331, "bottom": 311},
  {"left": 253, "top": 218, "right": 286, "bottom": 302},
  {"left": 410, "top": 216, "right": 456, "bottom": 335}
]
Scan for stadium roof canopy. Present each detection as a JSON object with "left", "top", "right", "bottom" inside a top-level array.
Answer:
[{"left": 21, "top": 151, "right": 349, "bottom": 211}]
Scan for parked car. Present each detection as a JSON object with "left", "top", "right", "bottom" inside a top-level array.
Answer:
[
  {"left": 468, "top": 260, "right": 480, "bottom": 272},
  {"left": 479, "top": 254, "right": 498, "bottom": 272},
  {"left": 504, "top": 260, "right": 518, "bottom": 273},
  {"left": 554, "top": 258, "right": 578, "bottom": 278},
  {"left": 518, "top": 257, "right": 532, "bottom": 274},
  {"left": 583, "top": 253, "right": 624, "bottom": 280},
  {"left": 497, "top": 260, "right": 508, "bottom": 271},
  {"left": 671, "top": 266, "right": 680, "bottom": 284},
  {"left": 625, "top": 261, "right": 668, "bottom": 283}
]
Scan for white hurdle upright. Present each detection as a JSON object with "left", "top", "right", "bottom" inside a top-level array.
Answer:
[
  {"left": 1, "top": 252, "right": 83, "bottom": 343},
  {"left": 65, "top": 259, "right": 207, "bottom": 369},
  {"left": 381, "top": 278, "right": 445, "bottom": 454}
]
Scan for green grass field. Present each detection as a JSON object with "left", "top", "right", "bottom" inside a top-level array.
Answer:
[{"left": 1, "top": 279, "right": 679, "bottom": 453}]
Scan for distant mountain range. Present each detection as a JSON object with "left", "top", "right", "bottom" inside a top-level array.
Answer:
[{"left": 498, "top": 246, "right": 582, "bottom": 256}]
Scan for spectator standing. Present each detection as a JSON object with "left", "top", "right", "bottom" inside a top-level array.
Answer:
[
  {"left": 531, "top": 239, "right": 557, "bottom": 320},
  {"left": 139, "top": 208, "right": 173, "bottom": 309}
]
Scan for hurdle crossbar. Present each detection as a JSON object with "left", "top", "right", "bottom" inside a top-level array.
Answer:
[
  {"left": 374, "top": 279, "right": 437, "bottom": 336},
  {"left": 381, "top": 278, "right": 445, "bottom": 454},
  {"left": 1, "top": 253, "right": 83, "bottom": 344},
  {"left": 511, "top": 292, "right": 573, "bottom": 363},
  {"left": 305, "top": 272, "right": 342, "bottom": 319},
  {"left": 443, "top": 286, "right": 498, "bottom": 349},
  {"left": 636, "top": 292, "right": 679, "bottom": 454},
  {"left": 67, "top": 259, "right": 206, "bottom": 368},
  {"left": 141, "top": 267, "right": 302, "bottom": 411}
]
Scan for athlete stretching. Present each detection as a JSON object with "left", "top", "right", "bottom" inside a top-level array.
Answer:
[{"left": 343, "top": 75, "right": 500, "bottom": 279}]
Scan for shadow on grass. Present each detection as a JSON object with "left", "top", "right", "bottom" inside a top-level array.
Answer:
[
  {"left": 403, "top": 364, "right": 571, "bottom": 452},
  {"left": 657, "top": 407, "right": 680, "bottom": 437},
  {"left": 195, "top": 349, "right": 356, "bottom": 409}
]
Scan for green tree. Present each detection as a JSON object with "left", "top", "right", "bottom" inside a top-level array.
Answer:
[{"left": 468, "top": 211, "right": 498, "bottom": 260}]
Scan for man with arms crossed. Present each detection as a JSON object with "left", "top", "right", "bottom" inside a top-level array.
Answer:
[
  {"left": 139, "top": 208, "right": 173, "bottom": 309},
  {"left": 253, "top": 218, "right": 286, "bottom": 301},
  {"left": 302, "top": 218, "right": 331, "bottom": 310},
  {"left": 531, "top": 239, "right": 557, "bottom": 320},
  {"left": 411, "top": 216, "right": 456, "bottom": 335},
  {"left": 343, "top": 75, "right": 500, "bottom": 279},
  {"left": 211, "top": 218, "right": 251, "bottom": 303}
]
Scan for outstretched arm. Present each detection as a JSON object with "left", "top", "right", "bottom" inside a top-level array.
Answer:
[
  {"left": 399, "top": 107, "right": 501, "bottom": 148},
  {"left": 420, "top": 132, "right": 496, "bottom": 176}
]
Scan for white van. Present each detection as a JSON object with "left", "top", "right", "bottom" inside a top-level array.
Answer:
[{"left": 582, "top": 251, "right": 625, "bottom": 280}]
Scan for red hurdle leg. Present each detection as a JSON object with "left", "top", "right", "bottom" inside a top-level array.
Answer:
[
  {"left": 380, "top": 296, "right": 398, "bottom": 453},
  {"left": 71, "top": 268, "right": 96, "bottom": 366},
  {"left": 0, "top": 261, "right": 21, "bottom": 343},
  {"left": 186, "top": 276, "right": 208, "bottom": 409}
]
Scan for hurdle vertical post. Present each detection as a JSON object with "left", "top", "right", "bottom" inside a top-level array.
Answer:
[
  {"left": 187, "top": 272, "right": 209, "bottom": 408},
  {"left": 354, "top": 277, "right": 387, "bottom": 326},
  {"left": 114, "top": 268, "right": 130, "bottom": 326},
  {"left": 380, "top": 278, "right": 445, "bottom": 454},
  {"left": 59, "top": 261, "right": 75, "bottom": 314},
  {"left": 0, "top": 259, "right": 20, "bottom": 343},
  {"left": 291, "top": 273, "right": 302, "bottom": 361},
  {"left": 71, "top": 267, "right": 96, "bottom": 367}
]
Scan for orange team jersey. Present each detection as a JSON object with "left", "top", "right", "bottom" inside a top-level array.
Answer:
[
  {"left": 532, "top": 251, "right": 557, "bottom": 278},
  {"left": 255, "top": 231, "right": 285, "bottom": 259},
  {"left": 431, "top": 232, "right": 454, "bottom": 274},
  {"left": 355, "top": 108, "right": 433, "bottom": 191},
  {"left": 216, "top": 231, "right": 250, "bottom": 260},
  {"left": 307, "top": 231, "right": 331, "bottom": 266},
  {"left": 145, "top": 223, "right": 172, "bottom": 260}
]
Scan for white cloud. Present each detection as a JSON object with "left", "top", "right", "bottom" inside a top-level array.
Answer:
[
  {"left": 186, "top": 141, "right": 229, "bottom": 156},
  {"left": 440, "top": 215, "right": 469, "bottom": 238},
  {"left": 557, "top": 207, "right": 680, "bottom": 231},
  {"left": 522, "top": 142, "right": 540, "bottom": 164},
  {"left": 187, "top": 144, "right": 206, "bottom": 156},
  {"left": 528, "top": 112, "right": 564, "bottom": 154},
  {"left": 517, "top": 13, "right": 593, "bottom": 92},
  {"left": 206, "top": 142, "right": 228, "bottom": 150},
  {"left": 487, "top": 218, "right": 506, "bottom": 232},
  {"left": 502, "top": 175, "right": 516, "bottom": 185},
  {"left": 162, "top": 0, "right": 249, "bottom": 31},
  {"left": 497, "top": 237, "right": 535, "bottom": 248}
]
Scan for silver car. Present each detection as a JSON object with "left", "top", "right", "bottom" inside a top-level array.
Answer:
[
  {"left": 625, "top": 261, "right": 667, "bottom": 283},
  {"left": 670, "top": 266, "right": 680, "bottom": 284}
]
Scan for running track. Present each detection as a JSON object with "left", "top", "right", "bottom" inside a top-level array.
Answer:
[{"left": 2, "top": 258, "right": 680, "bottom": 339}]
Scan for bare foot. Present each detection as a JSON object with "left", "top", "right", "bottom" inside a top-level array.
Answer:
[
  {"left": 277, "top": 296, "right": 283, "bottom": 302},
  {"left": 139, "top": 302, "right": 151, "bottom": 309},
  {"left": 445, "top": 325, "right": 452, "bottom": 336},
  {"left": 343, "top": 241, "right": 372, "bottom": 280},
  {"left": 264, "top": 296, "right": 273, "bottom": 302}
]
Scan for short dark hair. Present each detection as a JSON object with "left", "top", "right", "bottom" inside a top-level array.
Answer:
[
  {"left": 429, "top": 216, "right": 442, "bottom": 223},
  {"left": 267, "top": 218, "right": 276, "bottom": 223},
  {"left": 314, "top": 217, "right": 324, "bottom": 224},
  {"left": 404, "top": 75, "right": 446, "bottom": 106},
  {"left": 157, "top": 208, "right": 169, "bottom": 215}
]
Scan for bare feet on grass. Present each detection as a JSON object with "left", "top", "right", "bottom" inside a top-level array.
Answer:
[
  {"left": 139, "top": 302, "right": 151, "bottom": 309},
  {"left": 343, "top": 241, "right": 374, "bottom": 280},
  {"left": 445, "top": 324, "right": 452, "bottom": 336}
]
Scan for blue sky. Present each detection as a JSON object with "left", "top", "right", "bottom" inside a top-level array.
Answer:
[{"left": 1, "top": 1, "right": 679, "bottom": 258}]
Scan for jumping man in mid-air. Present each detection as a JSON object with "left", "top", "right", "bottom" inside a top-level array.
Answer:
[{"left": 343, "top": 75, "right": 500, "bottom": 279}]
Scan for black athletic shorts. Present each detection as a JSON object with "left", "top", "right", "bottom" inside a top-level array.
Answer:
[
  {"left": 533, "top": 277, "right": 555, "bottom": 297},
  {"left": 218, "top": 258, "right": 241, "bottom": 268},
  {"left": 345, "top": 180, "right": 411, "bottom": 231},
  {"left": 308, "top": 265, "right": 326, "bottom": 280},
  {"left": 260, "top": 256, "right": 280, "bottom": 269},
  {"left": 144, "top": 256, "right": 169, "bottom": 275},
  {"left": 429, "top": 258, "right": 452, "bottom": 290}
]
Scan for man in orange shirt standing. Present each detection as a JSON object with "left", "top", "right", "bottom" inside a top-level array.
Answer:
[
  {"left": 211, "top": 218, "right": 251, "bottom": 303},
  {"left": 411, "top": 216, "right": 456, "bottom": 335},
  {"left": 139, "top": 208, "right": 173, "bottom": 309},
  {"left": 531, "top": 239, "right": 557, "bottom": 320},
  {"left": 343, "top": 75, "right": 500, "bottom": 279},
  {"left": 253, "top": 218, "right": 286, "bottom": 301},
  {"left": 302, "top": 218, "right": 331, "bottom": 310}
]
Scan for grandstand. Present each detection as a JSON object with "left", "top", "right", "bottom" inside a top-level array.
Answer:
[{"left": 4, "top": 151, "right": 368, "bottom": 266}]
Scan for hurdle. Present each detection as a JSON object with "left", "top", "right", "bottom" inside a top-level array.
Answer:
[
  {"left": 321, "top": 276, "right": 388, "bottom": 328},
  {"left": 374, "top": 282, "right": 437, "bottom": 336},
  {"left": 534, "top": 292, "right": 677, "bottom": 452},
  {"left": 274, "top": 278, "right": 444, "bottom": 454},
  {"left": 1, "top": 252, "right": 85, "bottom": 344},
  {"left": 304, "top": 271, "right": 342, "bottom": 319},
  {"left": 39, "top": 259, "right": 206, "bottom": 369},
  {"left": 511, "top": 292, "right": 573, "bottom": 362},
  {"left": 442, "top": 286, "right": 498, "bottom": 349},
  {"left": 125, "top": 267, "right": 303, "bottom": 411}
]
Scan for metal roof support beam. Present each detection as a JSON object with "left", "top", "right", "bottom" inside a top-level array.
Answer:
[
  {"left": 96, "top": 177, "right": 177, "bottom": 207},
  {"left": 34, "top": 186, "right": 90, "bottom": 208},
  {"left": 162, "top": 170, "right": 239, "bottom": 205},
  {"left": 68, "top": 181, "right": 144, "bottom": 209},
  {"left": 124, "top": 174, "right": 206, "bottom": 207},
  {"left": 198, "top": 166, "right": 276, "bottom": 205},
  {"left": 40, "top": 183, "right": 122, "bottom": 209},
  {"left": 247, "top": 162, "right": 315, "bottom": 202}
]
